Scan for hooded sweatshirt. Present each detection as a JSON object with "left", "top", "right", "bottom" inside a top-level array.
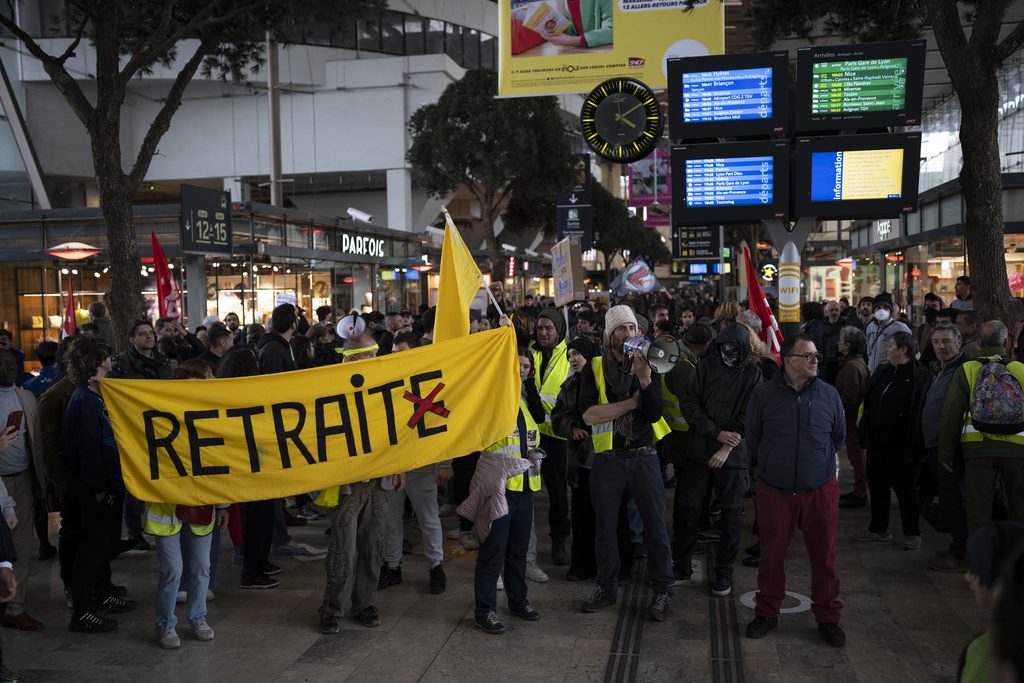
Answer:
[
  {"left": 682, "top": 324, "right": 763, "bottom": 469},
  {"left": 258, "top": 331, "right": 296, "bottom": 375}
]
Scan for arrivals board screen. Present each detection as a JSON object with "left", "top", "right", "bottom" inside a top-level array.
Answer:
[
  {"left": 671, "top": 140, "right": 789, "bottom": 224},
  {"left": 668, "top": 52, "right": 789, "bottom": 140},
  {"left": 795, "top": 40, "right": 925, "bottom": 131},
  {"left": 795, "top": 133, "right": 921, "bottom": 219}
]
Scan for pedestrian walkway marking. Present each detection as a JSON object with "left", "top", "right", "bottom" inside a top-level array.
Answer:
[
  {"left": 604, "top": 557, "right": 648, "bottom": 683},
  {"left": 738, "top": 590, "right": 811, "bottom": 615}
]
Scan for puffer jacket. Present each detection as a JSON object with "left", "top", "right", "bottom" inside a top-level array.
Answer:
[{"left": 866, "top": 318, "right": 912, "bottom": 374}]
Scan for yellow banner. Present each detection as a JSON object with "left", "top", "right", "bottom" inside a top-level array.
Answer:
[
  {"left": 498, "top": 0, "right": 724, "bottom": 97},
  {"left": 102, "top": 326, "right": 520, "bottom": 505}
]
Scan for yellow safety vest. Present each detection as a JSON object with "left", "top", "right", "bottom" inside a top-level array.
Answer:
[
  {"left": 661, "top": 359, "right": 693, "bottom": 432},
  {"left": 591, "top": 357, "right": 671, "bottom": 453},
  {"left": 143, "top": 502, "right": 216, "bottom": 537},
  {"left": 533, "top": 339, "right": 570, "bottom": 440},
  {"left": 960, "top": 356, "right": 1024, "bottom": 445},
  {"left": 484, "top": 398, "right": 542, "bottom": 492}
]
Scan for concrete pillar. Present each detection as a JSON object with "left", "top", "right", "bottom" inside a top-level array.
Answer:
[
  {"left": 386, "top": 168, "right": 413, "bottom": 231},
  {"left": 184, "top": 255, "right": 207, "bottom": 331}
]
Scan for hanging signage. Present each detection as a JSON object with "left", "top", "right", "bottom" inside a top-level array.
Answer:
[
  {"left": 180, "top": 184, "right": 232, "bottom": 255},
  {"left": 556, "top": 154, "right": 593, "bottom": 250},
  {"left": 672, "top": 225, "right": 721, "bottom": 260}
]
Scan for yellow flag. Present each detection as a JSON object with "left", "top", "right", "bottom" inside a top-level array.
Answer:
[
  {"left": 433, "top": 209, "right": 483, "bottom": 344},
  {"left": 102, "top": 326, "right": 520, "bottom": 505}
]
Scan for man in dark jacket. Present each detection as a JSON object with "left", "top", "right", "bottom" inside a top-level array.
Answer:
[
  {"left": 745, "top": 334, "right": 847, "bottom": 648},
  {"left": 804, "top": 301, "right": 844, "bottom": 384},
  {"left": 257, "top": 304, "right": 298, "bottom": 374},
  {"left": 677, "top": 323, "right": 762, "bottom": 596}
]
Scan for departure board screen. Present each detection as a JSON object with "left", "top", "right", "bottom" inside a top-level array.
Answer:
[
  {"left": 684, "top": 156, "right": 774, "bottom": 207},
  {"left": 810, "top": 57, "right": 907, "bottom": 114},
  {"left": 809, "top": 149, "right": 904, "bottom": 201},
  {"left": 682, "top": 68, "right": 772, "bottom": 123}
]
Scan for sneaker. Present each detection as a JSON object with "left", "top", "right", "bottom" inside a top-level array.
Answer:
[
  {"left": 928, "top": 553, "right": 969, "bottom": 573},
  {"left": 852, "top": 530, "right": 892, "bottom": 542},
  {"left": 526, "top": 561, "right": 549, "bottom": 583},
  {"left": 296, "top": 502, "right": 322, "bottom": 520},
  {"left": 157, "top": 624, "right": 180, "bottom": 649},
  {"left": 581, "top": 586, "right": 616, "bottom": 613},
  {"left": 70, "top": 610, "right": 117, "bottom": 633},
  {"left": 355, "top": 606, "right": 380, "bottom": 628},
  {"left": 459, "top": 532, "right": 479, "bottom": 551},
  {"left": 649, "top": 593, "right": 671, "bottom": 622},
  {"left": 509, "top": 602, "right": 541, "bottom": 621},
  {"left": 176, "top": 590, "right": 187, "bottom": 604},
  {"left": 551, "top": 540, "right": 568, "bottom": 566},
  {"left": 711, "top": 575, "right": 732, "bottom": 597},
  {"left": 319, "top": 614, "right": 340, "bottom": 634},
  {"left": 446, "top": 528, "right": 462, "bottom": 540},
  {"left": 746, "top": 616, "right": 778, "bottom": 639},
  {"left": 99, "top": 595, "right": 137, "bottom": 614},
  {"left": 263, "top": 562, "right": 282, "bottom": 576},
  {"left": 0, "top": 663, "right": 24, "bottom": 682},
  {"left": 118, "top": 535, "right": 149, "bottom": 553},
  {"left": 698, "top": 528, "right": 721, "bottom": 542},
  {"left": 240, "top": 575, "right": 279, "bottom": 589},
  {"left": 818, "top": 622, "right": 846, "bottom": 647},
  {"left": 672, "top": 565, "right": 692, "bottom": 585},
  {"left": 438, "top": 504, "right": 456, "bottom": 517},
  {"left": 496, "top": 575, "right": 504, "bottom": 591},
  {"left": 190, "top": 617, "right": 215, "bottom": 641},
  {"left": 429, "top": 564, "right": 446, "bottom": 595},
  {"left": 207, "top": 589, "right": 215, "bottom": 602},
  {"left": 741, "top": 555, "right": 759, "bottom": 568},
  {"left": 902, "top": 535, "right": 922, "bottom": 550},
  {"left": 839, "top": 495, "right": 867, "bottom": 509},
  {"left": 378, "top": 564, "right": 403, "bottom": 591},
  {"left": 475, "top": 610, "right": 506, "bottom": 635},
  {"left": 271, "top": 541, "right": 307, "bottom": 556},
  {"left": 283, "top": 509, "right": 307, "bottom": 526}
]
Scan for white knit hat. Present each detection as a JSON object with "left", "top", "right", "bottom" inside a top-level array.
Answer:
[{"left": 604, "top": 305, "right": 638, "bottom": 341}]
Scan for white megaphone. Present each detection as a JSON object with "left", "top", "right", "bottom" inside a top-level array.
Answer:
[{"left": 623, "top": 336, "right": 680, "bottom": 374}]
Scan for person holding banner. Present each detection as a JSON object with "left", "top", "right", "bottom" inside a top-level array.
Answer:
[{"left": 319, "top": 333, "right": 406, "bottom": 635}]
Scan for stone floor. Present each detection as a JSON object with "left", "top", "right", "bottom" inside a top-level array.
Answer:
[{"left": 5, "top": 463, "right": 981, "bottom": 682}]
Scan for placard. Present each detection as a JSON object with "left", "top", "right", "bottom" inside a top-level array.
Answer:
[
  {"left": 551, "top": 237, "right": 586, "bottom": 307},
  {"left": 180, "top": 184, "right": 232, "bottom": 256}
]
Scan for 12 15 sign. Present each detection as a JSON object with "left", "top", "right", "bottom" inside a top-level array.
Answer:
[{"left": 180, "top": 184, "right": 233, "bottom": 256}]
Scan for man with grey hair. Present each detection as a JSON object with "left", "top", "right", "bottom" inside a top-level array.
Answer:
[
  {"left": 805, "top": 301, "right": 844, "bottom": 384},
  {"left": 939, "top": 320, "right": 1024, "bottom": 535},
  {"left": 922, "top": 324, "right": 969, "bottom": 572}
]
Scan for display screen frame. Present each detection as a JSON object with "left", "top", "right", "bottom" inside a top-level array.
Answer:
[
  {"left": 667, "top": 51, "right": 790, "bottom": 141},
  {"left": 794, "top": 132, "right": 921, "bottom": 219},
  {"left": 671, "top": 140, "right": 790, "bottom": 225},
  {"left": 795, "top": 40, "right": 926, "bottom": 131}
]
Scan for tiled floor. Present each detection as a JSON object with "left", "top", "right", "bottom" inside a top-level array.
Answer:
[{"left": 5, "top": 467, "right": 980, "bottom": 682}]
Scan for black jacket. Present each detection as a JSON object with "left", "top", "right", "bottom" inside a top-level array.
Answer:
[
  {"left": 62, "top": 386, "right": 124, "bottom": 498},
  {"left": 682, "top": 324, "right": 763, "bottom": 469},
  {"left": 859, "top": 361, "right": 932, "bottom": 462},
  {"left": 110, "top": 347, "right": 173, "bottom": 380},
  {"left": 258, "top": 332, "right": 296, "bottom": 375},
  {"left": 551, "top": 373, "right": 594, "bottom": 485}
]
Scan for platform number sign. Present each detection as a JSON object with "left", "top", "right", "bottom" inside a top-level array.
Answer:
[{"left": 180, "top": 184, "right": 233, "bottom": 255}]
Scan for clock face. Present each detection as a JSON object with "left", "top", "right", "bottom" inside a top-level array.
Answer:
[{"left": 580, "top": 78, "right": 663, "bottom": 164}]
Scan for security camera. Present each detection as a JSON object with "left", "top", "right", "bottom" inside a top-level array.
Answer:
[{"left": 347, "top": 207, "right": 373, "bottom": 223}]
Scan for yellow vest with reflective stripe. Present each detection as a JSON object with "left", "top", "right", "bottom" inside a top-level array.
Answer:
[
  {"left": 960, "top": 356, "right": 1024, "bottom": 445},
  {"left": 533, "top": 339, "right": 571, "bottom": 439},
  {"left": 661, "top": 359, "right": 693, "bottom": 431},
  {"left": 143, "top": 502, "right": 216, "bottom": 537},
  {"left": 484, "top": 398, "right": 542, "bottom": 492},
  {"left": 591, "top": 357, "right": 671, "bottom": 453}
]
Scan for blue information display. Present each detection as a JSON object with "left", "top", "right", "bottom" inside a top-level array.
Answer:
[
  {"left": 682, "top": 68, "right": 772, "bottom": 123},
  {"left": 684, "top": 156, "right": 774, "bottom": 207}
]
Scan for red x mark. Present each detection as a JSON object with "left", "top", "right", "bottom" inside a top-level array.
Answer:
[{"left": 403, "top": 382, "right": 451, "bottom": 428}]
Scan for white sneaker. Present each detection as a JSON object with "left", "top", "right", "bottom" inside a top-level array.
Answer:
[
  {"left": 852, "top": 530, "right": 893, "bottom": 543},
  {"left": 446, "top": 528, "right": 462, "bottom": 540},
  {"left": 496, "top": 575, "right": 504, "bottom": 591},
  {"left": 526, "top": 562, "right": 550, "bottom": 583},
  {"left": 902, "top": 535, "right": 922, "bottom": 550},
  {"left": 206, "top": 589, "right": 215, "bottom": 602},
  {"left": 190, "top": 617, "right": 215, "bottom": 641},
  {"left": 157, "top": 624, "right": 180, "bottom": 649},
  {"left": 175, "top": 591, "right": 187, "bottom": 604},
  {"left": 460, "top": 532, "right": 479, "bottom": 551}
]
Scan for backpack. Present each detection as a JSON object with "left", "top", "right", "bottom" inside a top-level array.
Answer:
[{"left": 969, "top": 358, "right": 1024, "bottom": 435}]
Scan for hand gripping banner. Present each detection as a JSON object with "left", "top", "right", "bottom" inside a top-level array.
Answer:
[{"left": 102, "top": 326, "right": 520, "bottom": 505}]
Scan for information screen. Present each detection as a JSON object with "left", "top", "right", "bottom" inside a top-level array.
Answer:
[
  {"left": 684, "top": 156, "right": 774, "bottom": 207},
  {"left": 810, "top": 149, "right": 904, "bottom": 201},
  {"left": 810, "top": 57, "right": 907, "bottom": 115},
  {"left": 682, "top": 68, "right": 773, "bottom": 123}
]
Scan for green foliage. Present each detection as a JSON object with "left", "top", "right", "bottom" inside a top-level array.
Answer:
[
  {"left": 591, "top": 182, "right": 670, "bottom": 269},
  {"left": 746, "top": 0, "right": 925, "bottom": 49}
]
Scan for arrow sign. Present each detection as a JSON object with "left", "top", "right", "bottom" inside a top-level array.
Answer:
[{"left": 568, "top": 194, "right": 578, "bottom": 204}]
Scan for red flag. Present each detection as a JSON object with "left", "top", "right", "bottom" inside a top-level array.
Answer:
[
  {"left": 61, "top": 274, "right": 76, "bottom": 339},
  {"left": 151, "top": 232, "right": 181, "bottom": 322},
  {"left": 744, "top": 247, "right": 783, "bottom": 365}
]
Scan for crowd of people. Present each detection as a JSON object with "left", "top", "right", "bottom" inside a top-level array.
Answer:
[{"left": 0, "top": 274, "right": 1021, "bottom": 682}]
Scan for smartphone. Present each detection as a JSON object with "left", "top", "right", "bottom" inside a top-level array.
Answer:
[{"left": 5, "top": 411, "right": 22, "bottom": 432}]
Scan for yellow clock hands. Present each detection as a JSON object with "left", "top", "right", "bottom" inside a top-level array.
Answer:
[{"left": 614, "top": 112, "right": 638, "bottom": 129}]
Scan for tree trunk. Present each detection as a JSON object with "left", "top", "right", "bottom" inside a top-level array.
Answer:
[
  {"left": 481, "top": 211, "right": 502, "bottom": 277},
  {"left": 957, "top": 65, "right": 1010, "bottom": 322}
]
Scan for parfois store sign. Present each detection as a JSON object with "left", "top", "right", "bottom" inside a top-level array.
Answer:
[{"left": 341, "top": 232, "right": 387, "bottom": 258}]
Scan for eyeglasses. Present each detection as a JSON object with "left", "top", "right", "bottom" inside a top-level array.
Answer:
[{"left": 786, "top": 352, "right": 822, "bottom": 363}]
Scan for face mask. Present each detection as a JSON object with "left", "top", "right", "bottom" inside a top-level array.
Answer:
[
  {"left": 873, "top": 308, "right": 890, "bottom": 323},
  {"left": 719, "top": 347, "right": 740, "bottom": 368}
]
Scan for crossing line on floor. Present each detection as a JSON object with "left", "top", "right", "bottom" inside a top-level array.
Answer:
[
  {"left": 706, "top": 542, "right": 745, "bottom": 683},
  {"left": 604, "top": 557, "right": 649, "bottom": 683}
]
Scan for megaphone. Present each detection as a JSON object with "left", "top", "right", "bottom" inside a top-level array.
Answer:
[{"left": 623, "top": 336, "right": 680, "bottom": 374}]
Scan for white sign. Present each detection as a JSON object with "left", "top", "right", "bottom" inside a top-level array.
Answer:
[{"left": 341, "top": 233, "right": 386, "bottom": 258}]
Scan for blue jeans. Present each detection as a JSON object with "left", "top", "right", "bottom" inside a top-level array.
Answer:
[
  {"left": 179, "top": 525, "right": 221, "bottom": 592},
  {"left": 474, "top": 489, "right": 533, "bottom": 618},
  {"left": 155, "top": 525, "right": 212, "bottom": 628},
  {"left": 591, "top": 448, "right": 674, "bottom": 596}
]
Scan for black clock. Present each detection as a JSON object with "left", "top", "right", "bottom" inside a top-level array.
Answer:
[{"left": 580, "top": 77, "right": 663, "bottom": 164}]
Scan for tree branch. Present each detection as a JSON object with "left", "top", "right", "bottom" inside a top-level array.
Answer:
[
  {"left": 127, "top": 38, "right": 213, "bottom": 188},
  {"left": 968, "top": 0, "right": 1009, "bottom": 53},
  {"left": 995, "top": 18, "right": 1024, "bottom": 64},
  {"left": 0, "top": 13, "right": 95, "bottom": 126},
  {"left": 56, "top": 13, "right": 88, "bottom": 64}
]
